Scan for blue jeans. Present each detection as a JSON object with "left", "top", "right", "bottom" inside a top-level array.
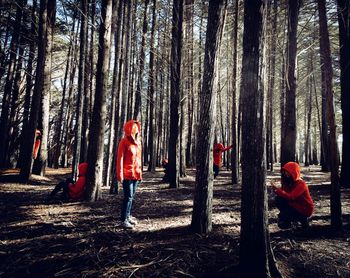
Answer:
[{"left": 121, "top": 180, "right": 139, "bottom": 221}]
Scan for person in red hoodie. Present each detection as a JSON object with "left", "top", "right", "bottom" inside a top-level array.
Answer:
[
  {"left": 32, "top": 129, "right": 41, "bottom": 159},
  {"left": 117, "top": 120, "right": 142, "bottom": 229},
  {"left": 272, "top": 162, "right": 314, "bottom": 229},
  {"left": 49, "top": 162, "right": 88, "bottom": 201},
  {"left": 213, "top": 143, "right": 233, "bottom": 178}
]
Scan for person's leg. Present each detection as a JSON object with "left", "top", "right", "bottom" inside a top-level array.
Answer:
[
  {"left": 213, "top": 164, "right": 219, "bottom": 179},
  {"left": 128, "top": 180, "right": 139, "bottom": 224},
  {"left": 275, "top": 196, "right": 292, "bottom": 228},
  {"left": 288, "top": 208, "right": 310, "bottom": 228},
  {"left": 50, "top": 181, "right": 67, "bottom": 197},
  {"left": 121, "top": 180, "right": 133, "bottom": 224}
]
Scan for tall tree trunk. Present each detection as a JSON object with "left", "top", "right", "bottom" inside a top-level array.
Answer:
[
  {"left": 281, "top": 0, "right": 301, "bottom": 166},
  {"left": 133, "top": 0, "right": 149, "bottom": 120},
  {"left": 18, "top": 0, "right": 37, "bottom": 168},
  {"left": 231, "top": 0, "right": 239, "bottom": 185},
  {"left": 147, "top": 0, "right": 157, "bottom": 172},
  {"left": 317, "top": 0, "right": 342, "bottom": 229},
  {"left": 0, "top": 0, "right": 25, "bottom": 168},
  {"left": 72, "top": 0, "right": 88, "bottom": 179},
  {"left": 338, "top": 0, "right": 350, "bottom": 188},
  {"left": 304, "top": 54, "right": 313, "bottom": 167},
  {"left": 20, "top": 0, "right": 54, "bottom": 180},
  {"left": 32, "top": 0, "right": 56, "bottom": 176},
  {"left": 168, "top": 0, "right": 183, "bottom": 188},
  {"left": 239, "top": 1, "right": 280, "bottom": 277},
  {"left": 106, "top": 0, "right": 123, "bottom": 193},
  {"left": 85, "top": 0, "right": 113, "bottom": 201},
  {"left": 191, "top": 0, "right": 226, "bottom": 234}
]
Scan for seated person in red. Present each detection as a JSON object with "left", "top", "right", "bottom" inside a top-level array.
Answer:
[
  {"left": 161, "top": 159, "right": 169, "bottom": 182},
  {"left": 49, "top": 162, "right": 88, "bottom": 200},
  {"left": 213, "top": 143, "right": 233, "bottom": 178},
  {"left": 272, "top": 162, "right": 314, "bottom": 229}
]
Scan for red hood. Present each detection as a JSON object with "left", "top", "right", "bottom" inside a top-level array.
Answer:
[
  {"left": 123, "top": 120, "right": 141, "bottom": 139},
  {"left": 214, "top": 143, "right": 224, "bottom": 150},
  {"left": 282, "top": 162, "right": 301, "bottom": 181},
  {"left": 78, "top": 162, "right": 88, "bottom": 176}
]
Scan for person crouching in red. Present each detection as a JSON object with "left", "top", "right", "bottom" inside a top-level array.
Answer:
[
  {"left": 213, "top": 143, "right": 233, "bottom": 179},
  {"left": 49, "top": 162, "right": 88, "bottom": 201},
  {"left": 272, "top": 162, "right": 314, "bottom": 229},
  {"left": 117, "top": 120, "right": 142, "bottom": 229}
]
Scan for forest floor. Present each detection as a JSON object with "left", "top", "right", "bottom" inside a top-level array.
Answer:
[{"left": 0, "top": 165, "right": 349, "bottom": 278}]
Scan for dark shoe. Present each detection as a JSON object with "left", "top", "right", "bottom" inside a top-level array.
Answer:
[
  {"left": 278, "top": 220, "right": 291, "bottom": 229},
  {"left": 300, "top": 218, "right": 310, "bottom": 229}
]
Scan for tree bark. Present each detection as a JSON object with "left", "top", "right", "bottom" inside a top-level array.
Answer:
[
  {"left": 317, "top": 0, "right": 342, "bottom": 229},
  {"left": 72, "top": 0, "right": 88, "bottom": 179},
  {"left": 32, "top": 0, "right": 56, "bottom": 176},
  {"left": 239, "top": 1, "right": 280, "bottom": 276},
  {"left": 191, "top": 0, "right": 226, "bottom": 234},
  {"left": 147, "top": 0, "right": 157, "bottom": 172},
  {"left": 85, "top": 0, "right": 113, "bottom": 201},
  {"left": 168, "top": 0, "right": 183, "bottom": 188},
  {"left": 0, "top": 0, "right": 25, "bottom": 168},
  {"left": 18, "top": 0, "right": 37, "bottom": 168},
  {"left": 337, "top": 0, "right": 350, "bottom": 188},
  {"left": 280, "top": 0, "right": 301, "bottom": 166},
  {"left": 20, "top": 0, "right": 54, "bottom": 180}
]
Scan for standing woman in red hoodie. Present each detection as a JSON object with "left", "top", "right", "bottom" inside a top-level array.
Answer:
[
  {"left": 272, "top": 162, "right": 314, "bottom": 229},
  {"left": 117, "top": 120, "right": 142, "bottom": 229},
  {"left": 213, "top": 143, "right": 233, "bottom": 178}
]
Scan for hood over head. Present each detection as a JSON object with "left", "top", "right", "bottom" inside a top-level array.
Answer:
[
  {"left": 214, "top": 143, "right": 224, "bottom": 150},
  {"left": 282, "top": 162, "right": 301, "bottom": 182},
  {"left": 123, "top": 120, "right": 141, "bottom": 138},
  {"left": 78, "top": 162, "right": 89, "bottom": 176}
]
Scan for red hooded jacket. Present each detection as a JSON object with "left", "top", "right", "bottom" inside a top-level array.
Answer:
[
  {"left": 68, "top": 162, "right": 88, "bottom": 199},
  {"left": 213, "top": 143, "right": 233, "bottom": 166},
  {"left": 33, "top": 130, "right": 41, "bottom": 159},
  {"left": 116, "top": 120, "right": 142, "bottom": 181},
  {"left": 275, "top": 162, "right": 314, "bottom": 217}
]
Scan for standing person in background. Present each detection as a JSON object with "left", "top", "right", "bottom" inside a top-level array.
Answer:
[
  {"left": 33, "top": 130, "right": 41, "bottom": 159},
  {"left": 213, "top": 143, "right": 233, "bottom": 179},
  {"left": 116, "top": 120, "right": 142, "bottom": 229}
]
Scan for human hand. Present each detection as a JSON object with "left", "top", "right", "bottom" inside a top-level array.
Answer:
[{"left": 270, "top": 180, "right": 279, "bottom": 191}]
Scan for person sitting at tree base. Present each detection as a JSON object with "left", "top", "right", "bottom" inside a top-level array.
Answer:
[
  {"left": 161, "top": 159, "right": 169, "bottom": 182},
  {"left": 49, "top": 162, "right": 88, "bottom": 201},
  {"left": 272, "top": 161, "right": 314, "bottom": 229},
  {"left": 213, "top": 143, "right": 233, "bottom": 179}
]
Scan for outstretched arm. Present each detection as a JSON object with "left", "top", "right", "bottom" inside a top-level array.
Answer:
[{"left": 222, "top": 144, "right": 233, "bottom": 152}]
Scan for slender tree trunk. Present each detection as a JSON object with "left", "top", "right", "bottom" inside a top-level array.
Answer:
[
  {"left": 147, "top": 0, "right": 157, "bottom": 172},
  {"left": 18, "top": 0, "right": 37, "bottom": 168},
  {"left": 230, "top": 0, "right": 239, "bottom": 185},
  {"left": 106, "top": 0, "right": 123, "bottom": 193},
  {"left": 0, "top": 0, "right": 25, "bottom": 168},
  {"left": 191, "top": 0, "right": 226, "bottom": 234},
  {"left": 72, "top": 0, "right": 88, "bottom": 179},
  {"left": 239, "top": 0, "right": 281, "bottom": 276},
  {"left": 281, "top": 0, "right": 301, "bottom": 166},
  {"left": 85, "top": 0, "right": 113, "bottom": 201},
  {"left": 32, "top": 0, "right": 56, "bottom": 176},
  {"left": 20, "top": 0, "right": 53, "bottom": 180},
  {"left": 133, "top": 0, "right": 149, "bottom": 120},
  {"left": 168, "top": 0, "right": 183, "bottom": 188},
  {"left": 338, "top": 0, "right": 350, "bottom": 188},
  {"left": 317, "top": 0, "right": 342, "bottom": 229}
]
